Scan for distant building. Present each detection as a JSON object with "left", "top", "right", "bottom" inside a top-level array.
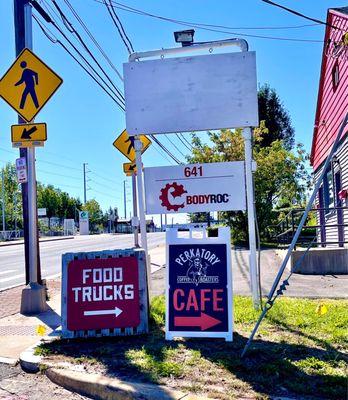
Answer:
[{"left": 310, "top": 6, "right": 348, "bottom": 247}]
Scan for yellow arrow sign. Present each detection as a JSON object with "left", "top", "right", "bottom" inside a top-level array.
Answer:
[
  {"left": 113, "top": 130, "right": 151, "bottom": 162},
  {"left": 0, "top": 48, "right": 63, "bottom": 122},
  {"left": 11, "top": 122, "right": 47, "bottom": 148},
  {"left": 123, "top": 162, "right": 137, "bottom": 176}
]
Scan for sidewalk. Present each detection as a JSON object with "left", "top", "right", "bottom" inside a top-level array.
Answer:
[{"left": 0, "top": 235, "right": 74, "bottom": 247}]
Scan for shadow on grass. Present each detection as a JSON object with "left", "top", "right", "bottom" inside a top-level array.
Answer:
[{"left": 38, "top": 317, "right": 346, "bottom": 400}]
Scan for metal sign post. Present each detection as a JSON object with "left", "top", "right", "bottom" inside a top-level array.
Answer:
[
  {"left": 134, "top": 137, "right": 151, "bottom": 290},
  {"left": 132, "top": 173, "right": 139, "bottom": 247},
  {"left": 19, "top": 1, "right": 46, "bottom": 314},
  {"left": 243, "top": 127, "right": 260, "bottom": 308}
]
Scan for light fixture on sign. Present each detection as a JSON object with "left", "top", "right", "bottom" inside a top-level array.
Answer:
[{"left": 174, "top": 29, "right": 195, "bottom": 47}]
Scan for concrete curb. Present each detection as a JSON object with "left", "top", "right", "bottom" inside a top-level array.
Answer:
[
  {"left": 45, "top": 368, "right": 204, "bottom": 400},
  {"left": 19, "top": 342, "right": 42, "bottom": 373},
  {"left": 0, "top": 356, "right": 17, "bottom": 366},
  {"left": 0, "top": 236, "right": 74, "bottom": 247}
]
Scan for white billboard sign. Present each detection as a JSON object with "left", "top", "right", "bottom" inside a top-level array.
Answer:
[
  {"left": 124, "top": 51, "right": 258, "bottom": 135},
  {"left": 37, "top": 208, "right": 47, "bottom": 217},
  {"left": 144, "top": 162, "right": 246, "bottom": 214}
]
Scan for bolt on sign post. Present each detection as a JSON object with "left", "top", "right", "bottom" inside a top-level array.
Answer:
[
  {"left": 166, "top": 227, "right": 233, "bottom": 341},
  {"left": 61, "top": 248, "right": 149, "bottom": 338},
  {"left": 124, "top": 39, "right": 260, "bottom": 308}
]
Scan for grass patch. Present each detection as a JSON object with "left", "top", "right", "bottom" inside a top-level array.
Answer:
[{"left": 37, "top": 295, "right": 348, "bottom": 399}]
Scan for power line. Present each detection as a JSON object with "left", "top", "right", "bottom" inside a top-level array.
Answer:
[
  {"left": 149, "top": 135, "right": 182, "bottom": 164},
  {"left": 51, "top": 0, "right": 125, "bottom": 102},
  {"left": 107, "top": 0, "right": 134, "bottom": 52},
  {"left": 33, "top": 14, "right": 125, "bottom": 110},
  {"left": 92, "top": 0, "right": 321, "bottom": 31},
  {"left": 62, "top": 0, "right": 124, "bottom": 82},
  {"left": 91, "top": 0, "right": 323, "bottom": 43},
  {"left": 164, "top": 135, "right": 186, "bottom": 159},
  {"left": 34, "top": 2, "right": 186, "bottom": 165},
  {"left": 261, "top": 0, "right": 342, "bottom": 31},
  {"left": 176, "top": 133, "right": 192, "bottom": 151},
  {"left": 102, "top": 0, "right": 132, "bottom": 54}
]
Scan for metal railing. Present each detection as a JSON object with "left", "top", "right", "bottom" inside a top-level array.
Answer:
[{"left": 268, "top": 206, "right": 348, "bottom": 249}]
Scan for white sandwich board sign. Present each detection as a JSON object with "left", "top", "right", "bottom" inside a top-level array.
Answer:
[
  {"left": 144, "top": 161, "right": 246, "bottom": 214},
  {"left": 123, "top": 51, "right": 258, "bottom": 135},
  {"left": 166, "top": 227, "right": 233, "bottom": 341}
]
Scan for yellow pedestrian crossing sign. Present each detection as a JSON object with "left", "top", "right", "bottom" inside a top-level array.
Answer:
[
  {"left": 123, "top": 162, "right": 137, "bottom": 176},
  {"left": 11, "top": 122, "right": 47, "bottom": 148},
  {"left": 0, "top": 48, "right": 63, "bottom": 122},
  {"left": 113, "top": 130, "right": 151, "bottom": 162}
]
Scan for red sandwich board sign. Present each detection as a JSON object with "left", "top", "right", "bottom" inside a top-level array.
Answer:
[
  {"left": 61, "top": 249, "right": 148, "bottom": 337},
  {"left": 165, "top": 227, "right": 233, "bottom": 341}
]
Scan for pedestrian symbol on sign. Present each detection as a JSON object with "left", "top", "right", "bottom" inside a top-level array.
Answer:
[
  {"left": 125, "top": 136, "right": 135, "bottom": 155},
  {"left": 15, "top": 61, "right": 39, "bottom": 109}
]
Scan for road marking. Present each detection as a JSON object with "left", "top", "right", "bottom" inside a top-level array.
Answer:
[
  {"left": 0, "top": 273, "right": 25, "bottom": 283},
  {"left": 0, "top": 269, "right": 16, "bottom": 276}
]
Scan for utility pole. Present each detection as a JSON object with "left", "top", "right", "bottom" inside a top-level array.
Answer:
[
  {"left": 1, "top": 170, "right": 5, "bottom": 234},
  {"left": 123, "top": 180, "right": 127, "bottom": 219},
  {"left": 16, "top": 0, "right": 46, "bottom": 314},
  {"left": 83, "top": 163, "right": 88, "bottom": 204}
]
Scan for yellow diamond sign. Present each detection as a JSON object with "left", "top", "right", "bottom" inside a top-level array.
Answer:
[
  {"left": 0, "top": 48, "right": 63, "bottom": 122},
  {"left": 113, "top": 130, "right": 151, "bottom": 162}
]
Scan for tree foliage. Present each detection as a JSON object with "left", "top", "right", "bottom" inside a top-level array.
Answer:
[
  {"left": 258, "top": 84, "right": 295, "bottom": 150},
  {"left": 187, "top": 124, "right": 310, "bottom": 242}
]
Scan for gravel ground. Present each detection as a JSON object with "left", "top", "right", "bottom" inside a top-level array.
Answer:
[{"left": 0, "top": 363, "right": 88, "bottom": 400}]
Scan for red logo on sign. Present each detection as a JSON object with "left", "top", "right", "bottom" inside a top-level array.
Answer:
[
  {"left": 67, "top": 257, "right": 140, "bottom": 331},
  {"left": 159, "top": 182, "right": 187, "bottom": 211}
]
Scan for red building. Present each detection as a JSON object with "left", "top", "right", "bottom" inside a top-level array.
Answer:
[{"left": 311, "top": 6, "right": 348, "bottom": 247}]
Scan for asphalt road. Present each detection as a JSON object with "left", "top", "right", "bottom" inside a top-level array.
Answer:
[{"left": 0, "top": 233, "right": 165, "bottom": 291}]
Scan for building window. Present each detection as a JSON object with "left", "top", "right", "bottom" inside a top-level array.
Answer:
[
  {"left": 323, "top": 169, "right": 334, "bottom": 213},
  {"left": 332, "top": 61, "right": 339, "bottom": 90}
]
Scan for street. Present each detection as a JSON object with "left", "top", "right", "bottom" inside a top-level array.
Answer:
[{"left": 0, "top": 233, "right": 164, "bottom": 291}]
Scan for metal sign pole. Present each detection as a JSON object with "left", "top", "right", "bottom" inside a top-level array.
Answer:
[
  {"left": 132, "top": 173, "right": 139, "bottom": 247},
  {"left": 134, "top": 137, "right": 151, "bottom": 290},
  {"left": 243, "top": 127, "right": 260, "bottom": 309},
  {"left": 19, "top": 1, "right": 46, "bottom": 314}
]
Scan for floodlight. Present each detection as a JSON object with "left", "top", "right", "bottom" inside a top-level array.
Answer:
[{"left": 174, "top": 30, "right": 195, "bottom": 47}]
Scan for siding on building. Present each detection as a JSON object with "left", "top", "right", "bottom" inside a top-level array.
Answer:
[
  {"left": 314, "top": 136, "right": 348, "bottom": 248},
  {"left": 310, "top": 9, "right": 348, "bottom": 171}
]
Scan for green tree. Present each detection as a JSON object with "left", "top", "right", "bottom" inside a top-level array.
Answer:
[
  {"left": 187, "top": 126, "right": 310, "bottom": 242},
  {"left": 258, "top": 84, "right": 295, "bottom": 150}
]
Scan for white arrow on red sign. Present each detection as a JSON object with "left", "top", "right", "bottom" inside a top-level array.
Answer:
[{"left": 84, "top": 307, "right": 123, "bottom": 318}]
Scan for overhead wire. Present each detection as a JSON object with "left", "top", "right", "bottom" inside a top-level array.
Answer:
[
  {"left": 33, "top": 14, "right": 125, "bottom": 109},
  {"left": 33, "top": 1, "right": 190, "bottom": 165},
  {"left": 176, "top": 133, "right": 192, "bottom": 151},
  {"left": 62, "top": 0, "right": 124, "bottom": 82},
  {"left": 261, "top": 0, "right": 342, "bottom": 31},
  {"left": 164, "top": 135, "right": 186, "bottom": 159},
  {"left": 107, "top": 0, "right": 134, "bottom": 53},
  {"left": 90, "top": 0, "right": 323, "bottom": 43},
  {"left": 51, "top": 0, "right": 125, "bottom": 102}
]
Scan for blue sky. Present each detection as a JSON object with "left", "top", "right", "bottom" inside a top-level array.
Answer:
[{"left": 0, "top": 0, "right": 346, "bottom": 220}]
